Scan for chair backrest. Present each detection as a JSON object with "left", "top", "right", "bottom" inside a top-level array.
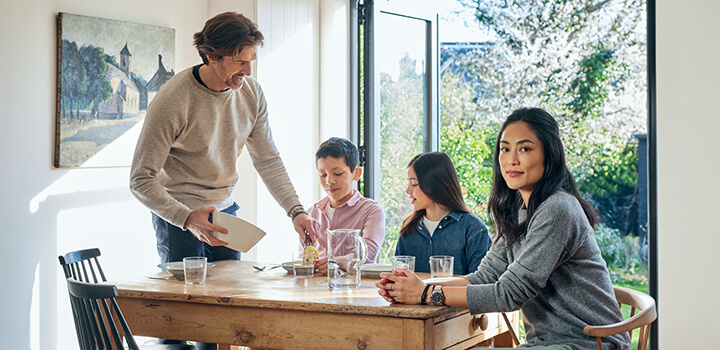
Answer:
[
  {"left": 66, "top": 278, "right": 140, "bottom": 350},
  {"left": 59, "top": 248, "right": 107, "bottom": 283},
  {"left": 583, "top": 286, "right": 657, "bottom": 350}
]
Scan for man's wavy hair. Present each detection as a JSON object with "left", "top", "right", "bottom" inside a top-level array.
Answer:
[{"left": 193, "top": 12, "right": 264, "bottom": 64}]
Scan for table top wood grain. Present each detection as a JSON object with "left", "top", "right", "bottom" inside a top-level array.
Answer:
[{"left": 113, "top": 259, "right": 463, "bottom": 320}]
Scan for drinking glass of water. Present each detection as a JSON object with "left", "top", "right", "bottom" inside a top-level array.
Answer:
[
  {"left": 183, "top": 257, "right": 207, "bottom": 284},
  {"left": 392, "top": 255, "right": 415, "bottom": 272}
]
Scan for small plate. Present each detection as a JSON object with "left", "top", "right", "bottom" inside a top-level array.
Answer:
[
  {"left": 281, "top": 261, "right": 298, "bottom": 274},
  {"left": 362, "top": 263, "right": 393, "bottom": 279},
  {"left": 157, "top": 261, "right": 215, "bottom": 280}
]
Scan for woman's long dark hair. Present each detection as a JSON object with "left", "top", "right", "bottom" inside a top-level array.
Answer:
[
  {"left": 488, "top": 107, "right": 596, "bottom": 248},
  {"left": 400, "top": 152, "right": 469, "bottom": 238}
]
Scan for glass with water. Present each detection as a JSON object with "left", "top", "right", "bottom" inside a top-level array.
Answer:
[
  {"left": 327, "top": 229, "right": 367, "bottom": 290},
  {"left": 183, "top": 257, "right": 207, "bottom": 284},
  {"left": 429, "top": 255, "right": 454, "bottom": 278}
]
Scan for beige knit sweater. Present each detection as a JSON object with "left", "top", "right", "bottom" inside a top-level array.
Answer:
[{"left": 130, "top": 67, "right": 301, "bottom": 228}]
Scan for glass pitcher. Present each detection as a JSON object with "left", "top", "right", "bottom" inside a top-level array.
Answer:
[{"left": 327, "top": 229, "right": 368, "bottom": 290}]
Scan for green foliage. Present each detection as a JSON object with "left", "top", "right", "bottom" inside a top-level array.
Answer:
[
  {"left": 575, "top": 144, "right": 639, "bottom": 235},
  {"left": 379, "top": 226, "right": 400, "bottom": 264},
  {"left": 441, "top": 123, "right": 497, "bottom": 223},
  {"left": 594, "top": 224, "right": 647, "bottom": 286},
  {"left": 568, "top": 47, "right": 615, "bottom": 118},
  {"left": 377, "top": 53, "right": 425, "bottom": 244},
  {"left": 439, "top": 69, "right": 500, "bottom": 225}
]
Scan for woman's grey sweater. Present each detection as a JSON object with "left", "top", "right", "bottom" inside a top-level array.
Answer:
[{"left": 464, "top": 191, "right": 630, "bottom": 350}]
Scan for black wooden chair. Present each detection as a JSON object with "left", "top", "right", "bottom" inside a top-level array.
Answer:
[
  {"left": 59, "top": 248, "right": 109, "bottom": 348},
  {"left": 59, "top": 248, "right": 196, "bottom": 350},
  {"left": 66, "top": 278, "right": 197, "bottom": 350},
  {"left": 59, "top": 248, "right": 107, "bottom": 283}
]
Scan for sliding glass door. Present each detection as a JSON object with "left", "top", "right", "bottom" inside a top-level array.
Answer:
[{"left": 359, "top": 0, "right": 439, "bottom": 261}]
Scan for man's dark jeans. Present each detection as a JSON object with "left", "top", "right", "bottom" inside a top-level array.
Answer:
[{"left": 152, "top": 202, "right": 241, "bottom": 350}]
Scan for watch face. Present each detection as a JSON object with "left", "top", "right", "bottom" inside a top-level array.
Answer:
[{"left": 430, "top": 285, "right": 444, "bottom": 306}]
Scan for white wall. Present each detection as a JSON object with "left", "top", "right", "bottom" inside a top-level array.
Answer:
[
  {"left": 0, "top": 0, "right": 348, "bottom": 348},
  {"left": 656, "top": 0, "right": 720, "bottom": 347},
  {"left": 0, "top": 2, "right": 208, "bottom": 348}
]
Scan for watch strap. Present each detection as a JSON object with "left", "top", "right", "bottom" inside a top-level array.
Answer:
[{"left": 421, "top": 284, "right": 432, "bottom": 305}]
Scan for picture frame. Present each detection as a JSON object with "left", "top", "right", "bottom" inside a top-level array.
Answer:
[{"left": 56, "top": 13, "right": 175, "bottom": 168}]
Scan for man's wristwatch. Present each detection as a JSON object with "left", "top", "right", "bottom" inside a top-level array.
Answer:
[{"left": 430, "top": 285, "right": 445, "bottom": 306}]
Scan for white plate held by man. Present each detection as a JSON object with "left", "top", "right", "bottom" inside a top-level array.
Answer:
[{"left": 212, "top": 211, "right": 267, "bottom": 253}]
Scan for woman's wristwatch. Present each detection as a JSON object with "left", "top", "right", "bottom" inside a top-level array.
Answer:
[{"left": 430, "top": 285, "right": 445, "bottom": 306}]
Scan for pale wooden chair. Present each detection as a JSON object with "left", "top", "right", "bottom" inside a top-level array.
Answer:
[{"left": 584, "top": 286, "right": 657, "bottom": 350}]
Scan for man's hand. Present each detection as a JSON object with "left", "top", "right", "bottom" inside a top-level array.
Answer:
[
  {"left": 184, "top": 206, "right": 229, "bottom": 246},
  {"left": 293, "top": 213, "right": 318, "bottom": 243}
]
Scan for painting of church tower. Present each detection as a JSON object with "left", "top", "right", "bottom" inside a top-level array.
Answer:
[{"left": 97, "top": 43, "right": 140, "bottom": 119}]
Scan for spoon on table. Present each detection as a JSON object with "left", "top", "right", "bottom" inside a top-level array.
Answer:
[{"left": 253, "top": 264, "right": 281, "bottom": 271}]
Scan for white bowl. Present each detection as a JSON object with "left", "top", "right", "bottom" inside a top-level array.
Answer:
[
  {"left": 362, "top": 263, "right": 393, "bottom": 279},
  {"left": 158, "top": 261, "right": 215, "bottom": 280},
  {"left": 281, "top": 261, "right": 297, "bottom": 274}
]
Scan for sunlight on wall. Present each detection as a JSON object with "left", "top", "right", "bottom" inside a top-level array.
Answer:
[
  {"left": 319, "top": 1, "right": 350, "bottom": 143},
  {"left": 31, "top": 263, "right": 39, "bottom": 350},
  {"left": 255, "top": 16, "right": 319, "bottom": 264},
  {"left": 30, "top": 165, "right": 134, "bottom": 214},
  {"left": 28, "top": 158, "right": 158, "bottom": 348}
]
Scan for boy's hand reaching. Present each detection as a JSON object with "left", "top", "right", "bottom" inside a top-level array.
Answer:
[{"left": 314, "top": 256, "right": 329, "bottom": 275}]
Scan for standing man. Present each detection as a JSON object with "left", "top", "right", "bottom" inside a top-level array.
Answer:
[{"left": 130, "top": 12, "right": 315, "bottom": 349}]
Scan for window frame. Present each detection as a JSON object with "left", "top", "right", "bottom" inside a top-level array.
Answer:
[{"left": 354, "top": 0, "right": 439, "bottom": 199}]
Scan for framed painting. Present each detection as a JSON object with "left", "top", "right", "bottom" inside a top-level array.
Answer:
[{"left": 56, "top": 13, "right": 175, "bottom": 168}]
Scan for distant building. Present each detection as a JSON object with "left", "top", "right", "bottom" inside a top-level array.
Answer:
[
  {"left": 98, "top": 43, "right": 140, "bottom": 119},
  {"left": 146, "top": 54, "right": 175, "bottom": 104},
  {"left": 440, "top": 42, "right": 492, "bottom": 99}
]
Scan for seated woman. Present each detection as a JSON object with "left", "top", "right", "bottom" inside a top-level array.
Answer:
[
  {"left": 395, "top": 152, "right": 491, "bottom": 275},
  {"left": 377, "top": 108, "right": 630, "bottom": 350}
]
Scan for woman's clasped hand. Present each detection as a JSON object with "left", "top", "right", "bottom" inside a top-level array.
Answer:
[{"left": 375, "top": 268, "right": 426, "bottom": 304}]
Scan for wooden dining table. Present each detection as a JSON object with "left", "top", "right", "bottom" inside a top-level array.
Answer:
[{"left": 113, "top": 260, "right": 518, "bottom": 349}]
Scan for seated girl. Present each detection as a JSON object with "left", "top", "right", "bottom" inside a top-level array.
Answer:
[
  {"left": 376, "top": 108, "right": 630, "bottom": 350},
  {"left": 395, "top": 152, "right": 491, "bottom": 275}
]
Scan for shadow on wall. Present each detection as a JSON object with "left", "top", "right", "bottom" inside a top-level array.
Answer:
[{"left": 19, "top": 169, "right": 158, "bottom": 349}]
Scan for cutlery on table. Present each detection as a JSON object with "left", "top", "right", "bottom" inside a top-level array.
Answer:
[{"left": 253, "top": 264, "right": 281, "bottom": 271}]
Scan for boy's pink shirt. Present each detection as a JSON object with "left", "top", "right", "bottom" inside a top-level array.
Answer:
[{"left": 306, "top": 189, "right": 386, "bottom": 263}]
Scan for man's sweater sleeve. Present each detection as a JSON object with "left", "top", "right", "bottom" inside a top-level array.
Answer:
[{"left": 129, "top": 87, "right": 192, "bottom": 228}]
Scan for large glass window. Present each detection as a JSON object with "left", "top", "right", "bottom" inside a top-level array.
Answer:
[
  {"left": 359, "top": 0, "right": 439, "bottom": 262},
  {"left": 358, "top": 5, "right": 651, "bottom": 337}
]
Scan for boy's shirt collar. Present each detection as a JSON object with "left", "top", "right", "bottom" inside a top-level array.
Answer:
[{"left": 314, "top": 189, "right": 361, "bottom": 211}]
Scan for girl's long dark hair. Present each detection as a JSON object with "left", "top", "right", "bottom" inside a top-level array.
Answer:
[
  {"left": 400, "top": 152, "right": 469, "bottom": 238},
  {"left": 488, "top": 108, "right": 596, "bottom": 248}
]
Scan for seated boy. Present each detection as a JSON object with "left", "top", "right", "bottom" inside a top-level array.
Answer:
[{"left": 304, "top": 137, "right": 386, "bottom": 274}]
